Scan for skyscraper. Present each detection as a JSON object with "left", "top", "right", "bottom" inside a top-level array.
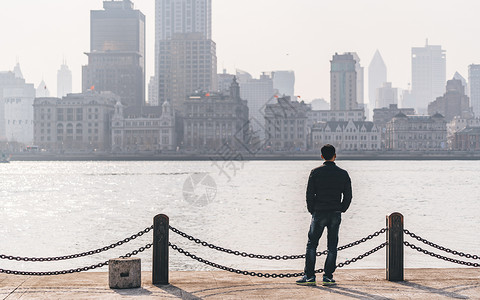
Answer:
[
  {"left": 351, "top": 53, "right": 364, "bottom": 105},
  {"left": 368, "top": 50, "right": 387, "bottom": 107},
  {"left": 330, "top": 53, "right": 357, "bottom": 110},
  {"left": 57, "top": 61, "right": 72, "bottom": 98},
  {"left": 411, "top": 41, "right": 446, "bottom": 114},
  {"left": 468, "top": 64, "right": 480, "bottom": 117},
  {"left": 0, "top": 64, "right": 35, "bottom": 144},
  {"left": 155, "top": 0, "right": 216, "bottom": 109},
  {"left": 83, "top": 0, "right": 145, "bottom": 107},
  {"left": 376, "top": 82, "right": 398, "bottom": 108},
  {"left": 155, "top": 0, "right": 212, "bottom": 41},
  {"left": 237, "top": 71, "right": 275, "bottom": 139},
  {"left": 157, "top": 33, "right": 217, "bottom": 111}
]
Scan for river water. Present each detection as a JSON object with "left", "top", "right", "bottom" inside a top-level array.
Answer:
[{"left": 1, "top": 160, "right": 479, "bottom": 273}]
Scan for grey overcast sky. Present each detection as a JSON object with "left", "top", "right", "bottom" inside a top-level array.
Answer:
[{"left": 1, "top": 0, "right": 480, "bottom": 103}]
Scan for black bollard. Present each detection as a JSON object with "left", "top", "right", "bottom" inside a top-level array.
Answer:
[
  {"left": 153, "top": 214, "right": 169, "bottom": 285},
  {"left": 386, "top": 212, "right": 404, "bottom": 281}
]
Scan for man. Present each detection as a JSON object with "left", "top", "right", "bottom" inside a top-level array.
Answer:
[{"left": 296, "top": 144, "right": 352, "bottom": 286}]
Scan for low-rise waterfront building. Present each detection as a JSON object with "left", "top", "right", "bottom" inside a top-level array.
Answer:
[
  {"left": 453, "top": 127, "right": 480, "bottom": 151},
  {"left": 446, "top": 117, "right": 480, "bottom": 149},
  {"left": 385, "top": 113, "right": 447, "bottom": 151},
  {"left": 373, "top": 104, "right": 415, "bottom": 149},
  {"left": 111, "top": 100, "right": 176, "bottom": 152},
  {"left": 264, "top": 96, "right": 309, "bottom": 151},
  {"left": 33, "top": 91, "right": 117, "bottom": 152},
  {"left": 310, "top": 120, "right": 381, "bottom": 151},
  {"left": 182, "top": 77, "right": 249, "bottom": 151}
]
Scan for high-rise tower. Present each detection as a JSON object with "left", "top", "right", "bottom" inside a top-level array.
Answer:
[
  {"left": 83, "top": 0, "right": 145, "bottom": 107},
  {"left": 154, "top": 0, "right": 216, "bottom": 110},
  {"left": 411, "top": 41, "right": 446, "bottom": 114},
  {"left": 57, "top": 61, "right": 72, "bottom": 98},
  {"left": 330, "top": 53, "right": 357, "bottom": 110},
  {"left": 469, "top": 64, "right": 480, "bottom": 117},
  {"left": 155, "top": 0, "right": 212, "bottom": 41},
  {"left": 368, "top": 50, "right": 387, "bottom": 108}
]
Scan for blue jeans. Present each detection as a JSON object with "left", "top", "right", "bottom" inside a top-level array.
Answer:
[{"left": 304, "top": 211, "right": 342, "bottom": 278}]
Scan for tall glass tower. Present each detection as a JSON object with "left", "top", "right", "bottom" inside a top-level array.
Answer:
[
  {"left": 83, "top": 0, "right": 146, "bottom": 107},
  {"left": 411, "top": 41, "right": 446, "bottom": 114},
  {"left": 154, "top": 0, "right": 216, "bottom": 109}
]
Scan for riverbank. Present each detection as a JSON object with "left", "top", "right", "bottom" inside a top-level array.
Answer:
[
  {"left": 1, "top": 268, "right": 479, "bottom": 299},
  {"left": 8, "top": 151, "right": 480, "bottom": 161}
]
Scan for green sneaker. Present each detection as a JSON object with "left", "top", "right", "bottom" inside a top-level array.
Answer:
[
  {"left": 322, "top": 276, "right": 336, "bottom": 286},
  {"left": 296, "top": 275, "right": 316, "bottom": 286}
]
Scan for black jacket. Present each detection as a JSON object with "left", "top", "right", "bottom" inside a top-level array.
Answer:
[{"left": 306, "top": 161, "right": 352, "bottom": 213}]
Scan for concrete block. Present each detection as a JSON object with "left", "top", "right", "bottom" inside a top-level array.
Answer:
[{"left": 109, "top": 257, "right": 141, "bottom": 289}]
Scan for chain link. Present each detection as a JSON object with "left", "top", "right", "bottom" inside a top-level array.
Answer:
[
  {"left": 169, "top": 242, "right": 386, "bottom": 278},
  {"left": 404, "top": 229, "right": 479, "bottom": 260},
  {"left": 0, "top": 226, "right": 153, "bottom": 262},
  {"left": 404, "top": 241, "right": 480, "bottom": 267},
  {"left": 169, "top": 225, "right": 386, "bottom": 260},
  {"left": 0, "top": 243, "right": 152, "bottom": 276}
]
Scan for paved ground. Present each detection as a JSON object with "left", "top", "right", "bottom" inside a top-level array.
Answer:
[{"left": 1, "top": 269, "right": 480, "bottom": 299}]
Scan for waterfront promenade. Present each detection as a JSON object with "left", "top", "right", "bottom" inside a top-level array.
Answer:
[{"left": 1, "top": 268, "right": 480, "bottom": 299}]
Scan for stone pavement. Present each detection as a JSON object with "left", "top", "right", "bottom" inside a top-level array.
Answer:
[{"left": 1, "top": 268, "right": 480, "bottom": 299}]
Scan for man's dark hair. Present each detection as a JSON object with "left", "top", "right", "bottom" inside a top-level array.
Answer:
[{"left": 321, "top": 144, "right": 336, "bottom": 160}]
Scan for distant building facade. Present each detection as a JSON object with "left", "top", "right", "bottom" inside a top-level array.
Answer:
[
  {"left": 182, "top": 78, "right": 249, "bottom": 151},
  {"left": 427, "top": 78, "right": 472, "bottom": 122},
  {"left": 237, "top": 71, "right": 275, "bottom": 139},
  {"left": 33, "top": 92, "right": 117, "bottom": 152},
  {"left": 411, "top": 42, "right": 446, "bottom": 114},
  {"left": 386, "top": 112, "right": 447, "bottom": 151},
  {"left": 307, "top": 109, "right": 365, "bottom": 130},
  {"left": 447, "top": 117, "right": 480, "bottom": 149},
  {"left": 0, "top": 66, "right": 35, "bottom": 144},
  {"left": 368, "top": 50, "right": 387, "bottom": 110},
  {"left": 330, "top": 53, "right": 357, "bottom": 110},
  {"left": 36, "top": 80, "right": 50, "bottom": 98},
  {"left": 82, "top": 0, "right": 146, "bottom": 107},
  {"left": 310, "top": 120, "right": 381, "bottom": 151},
  {"left": 157, "top": 33, "right": 217, "bottom": 111},
  {"left": 351, "top": 53, "right": 364, "bottom": 106},
  {"left": 373, "top": 104, "right": 415, "bottom": 149},
  {"left": 453, "top": 127, "right": 480, "bottom": 151},
  {"left": 111, "top": 100, "right": 176, "bottom": 152},
  {"left": 217, "top": 70, "right": 235, "bottom": 93},
  {"left": 147, "top": 76, "right": 158, "bottom": 106},
  {"left": 155, "top": 0, "right": 214, "bottom": 111},
  {"left": 57, "top": 62, "right": 72, "bottom": 98},
  {"left": 264, "top": 96, "right": 309, "bottom": 151},
  {"left": 376, "top": 82, "right": 398, "bottom": 109},
  {"left": 468, "top": 64, "right": 480, "bottom": 117},
  {"left": 272, "top": 70, "right": 295, "bottom": 98}
]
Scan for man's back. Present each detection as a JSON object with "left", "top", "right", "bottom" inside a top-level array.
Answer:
[{"left": 306, "top": 161, "right": 352, "bottom": 213}]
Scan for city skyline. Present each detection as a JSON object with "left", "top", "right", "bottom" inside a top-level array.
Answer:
[{"left": 1, "top": 0, "right": 480, "bottom": 104}]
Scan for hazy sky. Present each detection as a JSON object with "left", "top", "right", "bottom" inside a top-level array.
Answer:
[{"left": 1, "top": 0, "right": 480, "bottom": 103}]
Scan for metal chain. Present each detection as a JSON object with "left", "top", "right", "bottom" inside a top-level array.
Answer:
[
  {"left": 169, "top": 225, "right": 386, "bottom": 260},
  {"left": 404, "top": 241, "right": 480, "bottom": 267},
  {"left": 169, "top": 242, "right": 386, "bottom": 278},
  {"left": 404, "top": 229, "right": 479, "bottom": 260},
  {"left": 0, "top": 225, "right": 153, "bottom": 262},
  {"left": 0, "top": 243, "right": 153, "bottom": 276}
]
